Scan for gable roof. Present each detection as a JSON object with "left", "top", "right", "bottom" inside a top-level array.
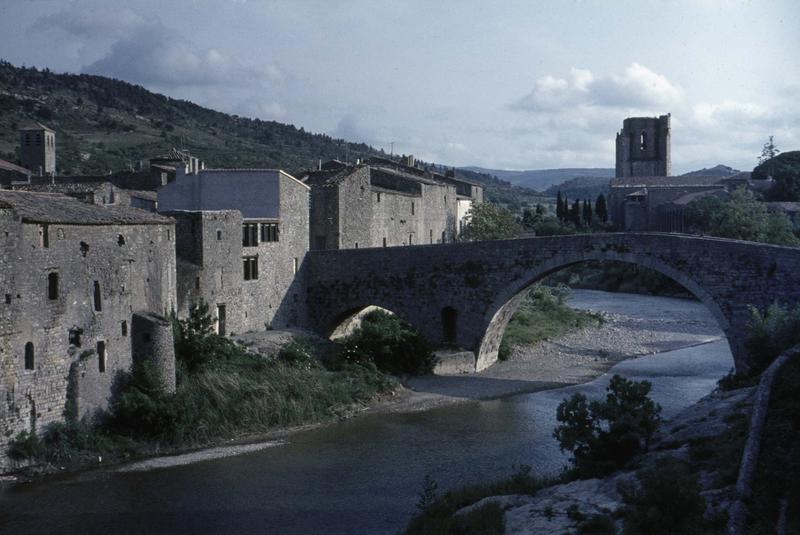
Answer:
[
  {"left": 0, "top": 190, "right": 172, "bottom": 225},
  {"left": 19, "top": 122, "right": 55, "bottom": 133}
]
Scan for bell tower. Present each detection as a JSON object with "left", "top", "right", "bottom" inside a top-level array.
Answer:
[
  {"left": 615, "top": 114, "right": 670, "bottom": 178},
  {"left": 20, "top": 123, "right": 56, "bottom": 176}
]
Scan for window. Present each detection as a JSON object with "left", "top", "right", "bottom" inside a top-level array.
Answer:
[
  {"left": 216, "top": 229, "right": 222, "bottom": 241},
  {"left": 24, "top": 342, "right": 34, "bottom": 370},
  {"left": 121, "top": 321, "right": 128, "bottom": 337},
  {"left": 24, "top": 134, "right": 31, "bottom": 146},
  {"left": 293, "top": 257, "right": 299, "bottom": 274},
  {"left": 408, "top": 233, "right": 413, "bottom": 245},
  {"left": 5, "top": 294, "right": 11, "bottom": 304},
  {"left": 411, "top": 201, "right": 415, "bottom": 215},
  {"left": 377, "top": 192, "right": 381, "bottom": 203},
  {"left": 40, "top": 224, "right": 49, "bottom": 248},
  {"left": 354, "top": 242, "right": 359, "bottom": 249},
  {"left": 35, "top": 133, "right": 41, "bottom": 146},
  {"left": 117, "top": 234, "right": 125, "bottom": 246},
  {"left": 640, "top": 131, "right": 647, "bottom": 151},
  {"left": 243, "top": 223, "right": 259, "bottom": 247},
  {"left": 260, "top": 223, "right": 279, "bottom": 242},
  {"left": 430, "top": 229, "right": 433, "bottom": 244},
  {"left": 48, "top": 272, "right": 59, "bottom": 300},
  {"left": 195, "top": 277, "right": 201, "bottom": 290},
  {"left": 93, "top": 281, "right": 102, "bottom": 312},
  {"left": 243, "top": 256, "right": 259, "bottom": 280},
  {"left": 97, "top": 341, "right": 106, "bottom": 373},
  {"left": 382, "top": 237, "right": 387, "bottom": 248},
  {"left": 69, "top": 328, "right": 83, "bottom": 347}
]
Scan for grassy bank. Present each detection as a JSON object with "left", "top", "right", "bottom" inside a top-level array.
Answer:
[
  {"left": 499, "top": 285, "right": 603, "bottom": 360},
  {"left": 7, "top": 307, "right": 411, "bottom": 472}
]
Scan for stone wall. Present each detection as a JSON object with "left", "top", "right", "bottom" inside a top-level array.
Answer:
[
  {"left": 304, "top": 233, "right": 800, "bottom": 375},
  {"left": 0, "top": 213, "right": 176, "bottom": 468},
  {"left": 166, "top": 171, "right": 309, "bottom": 335}
]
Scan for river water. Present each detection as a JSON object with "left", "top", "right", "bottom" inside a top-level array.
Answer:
[{"left": 0, "top": 291, "right": 734, "bottom": 535}]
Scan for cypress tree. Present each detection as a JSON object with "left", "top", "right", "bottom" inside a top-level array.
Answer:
[
  {"left": 572, "top": 199, "right": 581, "bottom": 224},
  {"left": 596, "top": 193, "right": 608, "bottom": 223},
  {"left": 556, "top": 191, "right": 563, "bottom": 221}
]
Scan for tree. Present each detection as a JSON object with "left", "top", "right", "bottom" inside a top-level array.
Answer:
[
  {"left": 572, "top": 199, "right": 581, "bottom": 225},
  {"left": 753, "top": 151, "right": 800, "bottom": 201},
  {"left": 758, "top": 135, "right": 780, "bottom": 167},
  {"left": 554, "top": 375, "right": 662, "bottom": 477},
  {"left": 595, "top": 193, "right": 608, "bottom": 223},
  {"left": 582, "top": 199, "right": 592, "bottom": 225},
  {"left": 684, "top": 187, "right": 799, "bottom": 246},
  {"left": 460, "top": 202, "right": 522, "bottom": 241},
  {"left": 556, "top": 191, "right": 564, "bottom": 221}
]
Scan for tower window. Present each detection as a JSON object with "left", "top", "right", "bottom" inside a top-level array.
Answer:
[
  {"left": 24, "top": 342, "right": 35, "bottom": 370},
  {"left": 121, "top": 321, "right": 128, "bottom": 337},
  {"left": 97, "top": 341, "right": 106, "bottom": 373},
  {"left": 411, "top": 201, "right": 415, "bottom": 215},
  {"left": 47, "top": 272, "right": 59, "bottom": 300},
  {"left": 640, "top": 131, "right": 647, "bottom": 151},
  {"left": 93, "top": 281, "right": 102, "bottom": 312}
]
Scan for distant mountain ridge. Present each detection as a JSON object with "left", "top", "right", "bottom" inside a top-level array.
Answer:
[
  {"left": 680, "top": 164, "right": 740, "bottom": 177},
  {"left": 462, "top": 166, "right": 614, "bottom": 191}
]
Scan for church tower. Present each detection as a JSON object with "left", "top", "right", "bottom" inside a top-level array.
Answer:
[
  {"left": 19, "top": 123, "right": 56, "bottom": 176},
  {"left": 615, "top": 114, "right": 670, "bottom": 178}
]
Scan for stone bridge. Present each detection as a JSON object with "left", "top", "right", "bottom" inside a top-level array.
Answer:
[{"left": 303, "top": 233, "right": 800, "bottom": 374}]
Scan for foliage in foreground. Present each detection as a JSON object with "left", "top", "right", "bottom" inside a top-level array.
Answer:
[
  {"left": 339, "top": 310, "right": 435, "bottom": 375},
  {"left": 747, "top": 356, "right": 800, "bottom": 534},
  {"left": 554, "top": 375, "right": 662, "bottom": 478},
  {"left": 405, "top": 465, "right": 546, "bottom": 535},
  {"left": 499, "top": 284, "right": 603, "bottom": 360},
  {"left": 619, "top": 459, "right": 717, "bottom": 535},
  {"left": 745, "top": 302, "right": 800, "bottom": 374}
]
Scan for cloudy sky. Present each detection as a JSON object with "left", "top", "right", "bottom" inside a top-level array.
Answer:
[{"left": 1, "top": 0, "right": 798, "bottom": 172}]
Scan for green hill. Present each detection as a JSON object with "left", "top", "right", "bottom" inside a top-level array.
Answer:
[{"left": 0, "top": 60, "right": 546, "bottom": 208}]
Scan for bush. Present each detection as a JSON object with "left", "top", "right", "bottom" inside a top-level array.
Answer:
[
  {"left": 277, "top": 339, "right": 320, "bottom": 371},
  {"left": 745, "top": 303, "right": 800, "bottom": 373},
  {"left": 339, "top": 310, "right": 434, "bottom": 375},
  {"left": 108, "top": 359, "right": 176, "bottom": 438},
  {"left": 406, "top": 465, "right": 542, "bottom": 535},
  {"left": 619, "top": 459, "right": 707, "bottom": 535},
  {"left": 554, "top": 375, "right": 662, "bottom": 477},
  {"left": 499, "top": 285, "right": 603, "bottom": 360}
]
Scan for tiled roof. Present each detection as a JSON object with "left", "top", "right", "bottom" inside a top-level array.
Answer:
[
  {"left": 19, "top": 122, "right": 55, "bottom": 132},
  {"left": 611, "top": 175, "right": 725, "bottom": 187},
  {"left": 10, "top": 182, "right": 107, "bottom": 194},
  {"left": 0, "top": 159, "right": 32, "bottom": 175},
  {"left": 0, "top": 191, "right": 172, "bottom": 225}
]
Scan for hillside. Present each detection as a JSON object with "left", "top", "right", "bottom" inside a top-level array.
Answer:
[
  {"left": 543, "top": 176, "right": 610, "bottom": 200},
  {"left": 681, "top": 164, "right": 740, "bottom": 177},
  {"left": 463, "top": 166, "right": 614, "bottom": 191},
  {"left": 0, "top": 60, "right": 545, "bottom": 207}
]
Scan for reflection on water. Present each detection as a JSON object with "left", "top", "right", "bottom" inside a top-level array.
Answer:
[{"left": 0, "top": 293, "right": 733, "bottom": 535}]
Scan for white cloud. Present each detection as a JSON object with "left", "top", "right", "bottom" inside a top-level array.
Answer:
[{"left": 513, "top": 63, "right": 683, "bottom": 112}]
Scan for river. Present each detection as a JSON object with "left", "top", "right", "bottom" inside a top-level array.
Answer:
[{"left": 0, "top": 291, "right": 734, "bottom": 535}]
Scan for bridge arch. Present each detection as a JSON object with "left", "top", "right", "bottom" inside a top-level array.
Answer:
[
  {"left": 475, "top": 251, "right": 731, "bottom": 371},
  {"left": 327, "top": 304, "right": 415, "bottom": 340}
]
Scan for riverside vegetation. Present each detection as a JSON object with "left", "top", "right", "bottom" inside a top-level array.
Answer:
[
  {"left": 405, "top": 303, "right": 800, "bottom": 535},
  {"left": 7, "top": 304, "right": 433, "bottom": 471}
]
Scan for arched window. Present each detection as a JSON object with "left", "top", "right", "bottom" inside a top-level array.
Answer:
[
  {"left": 442, "top": 307, "right": 457, "bottom": 343},
  {"left": 640, "top": 131, "right": 647, "bottom": 151},
  {"left": 24, "top": 342, "right": 34, "bottom": 370}
]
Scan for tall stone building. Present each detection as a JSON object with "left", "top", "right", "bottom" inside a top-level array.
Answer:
[
  {"left": 615, "top": 114, "right": 671, "bottom": 178},
  {"left": 19, "top": 123, "right": 56, "bottom": 177},
  {"left": 0, "top": 191, "right": 177, "bottom": 469},
  {"left": 158, "top": 165, "right": 310, "bottom": 334},
  {"left": 303, "top": 156, "right": 483, "bottom": 250}
]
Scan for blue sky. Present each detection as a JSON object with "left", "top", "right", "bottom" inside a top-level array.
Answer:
[{"left": 1, "top": 0, "right": 798, "bottom": 173}]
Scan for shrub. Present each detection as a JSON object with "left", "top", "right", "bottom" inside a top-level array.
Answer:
[
  {"left": 8, "top": 430, "right": 46, "bottom": 461},
  {"left": 277, "top": 339, "right": 320, "bottom": 371},
  {"left": 554, "top": 375, "right": 662, "bottom": 477},
  {"left": 339, "top": 310, "right": 434, "bottom": 375},
  {"left": 619, "top": 459, "right": 707, "bottom": 535},
  {"left": 108, "top": 359, "right": 176, "bottom": 438},
  {"left": 745, "top": 303, "right": 800, "bottom": 374}
]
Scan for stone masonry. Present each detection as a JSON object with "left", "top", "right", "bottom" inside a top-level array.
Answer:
[
  {"left": 0, "top": 191, "right": 176, "bottom": 469},
  {"left": 304, "top": 233, "right": 800, "bottom": 375}
]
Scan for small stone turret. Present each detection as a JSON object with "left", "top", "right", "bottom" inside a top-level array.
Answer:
[{"left": 132, "top": 312, "right": 177, "bottom": 393}]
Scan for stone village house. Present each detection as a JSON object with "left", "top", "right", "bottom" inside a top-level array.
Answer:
[{"left": 0, "top": 191, "right": 176, "bottom": 469}]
